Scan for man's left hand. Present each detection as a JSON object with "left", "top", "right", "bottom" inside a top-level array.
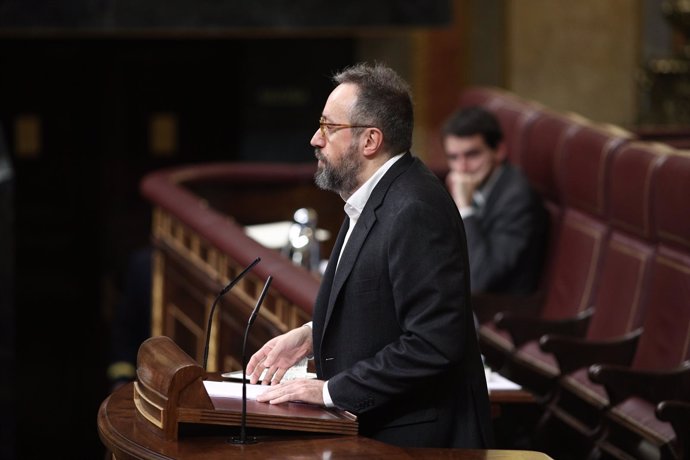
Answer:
[{"left": 255, "top": 378, "right": 325, "bottom": 406}]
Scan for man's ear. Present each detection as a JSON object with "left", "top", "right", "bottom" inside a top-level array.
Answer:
[
  {"left": 362, "top": 128, "right": 384, "bottom": 158},
  {"left": 495, "top": 141, "right": 508, "bottom": 163}
]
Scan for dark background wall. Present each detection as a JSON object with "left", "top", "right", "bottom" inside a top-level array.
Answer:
[
  {"left": 0, "top": 0, "right": 450, "bottom": 29},
  {"left": 0, "top": 2, "right": 451, "bottom": 458},
  {"left": 0, "top": 125, "right": 15, "bottom": 460}
]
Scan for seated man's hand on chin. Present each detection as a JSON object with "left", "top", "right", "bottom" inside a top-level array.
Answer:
[
  {"left": 446, "top": 164, "right": 491, "bottom": 208},
  {"left": 256, "top": 378, "right": 326, "bottom": 406}
]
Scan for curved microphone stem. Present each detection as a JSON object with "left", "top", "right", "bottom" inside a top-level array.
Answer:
[
  {"left": 201, "top": 257, "right": 260, "bottom": 371},
  {"left": 201, "top": 294, "right": 222, "bottom": 371},
  {"left": 233, "top": 275, "right": 273, "bottom": 445},
  {"left": 239, "top": 316, "right": 252, "bottom": 443}
]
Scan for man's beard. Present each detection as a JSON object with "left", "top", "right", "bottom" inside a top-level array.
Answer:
[{"left": 314, "top": 142, "right": 361, "bottom": 195}]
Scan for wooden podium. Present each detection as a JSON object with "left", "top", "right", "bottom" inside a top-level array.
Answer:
[
  {"left": 98, "top": 335, "right": 553, "bottom": 459},
  {"left": 132, "top": 336, "right": 357, "bottom": 441},
  {"left": 99, "top": 381, "right": 554, "bottom": 459}
]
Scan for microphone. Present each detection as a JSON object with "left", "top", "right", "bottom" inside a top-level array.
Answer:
[
  {"left": 201, "top": 257, "right": 260, "bottom": 371},
  {"left": 231, "top": 275, "right": 273, "bottom": 445}
]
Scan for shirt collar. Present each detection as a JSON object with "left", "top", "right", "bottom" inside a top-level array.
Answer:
[
  {"left": 474, "top": 163, "right": 505, "bottom": 208},
  {"left": 343, "top": 153, "right": 405, "bottom": 219}
]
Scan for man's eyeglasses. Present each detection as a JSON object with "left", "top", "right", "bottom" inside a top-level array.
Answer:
[{"left": 319, "top": 117, "right": 375, "bottom": 138}]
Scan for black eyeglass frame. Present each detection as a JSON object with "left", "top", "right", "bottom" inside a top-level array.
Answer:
[{"left": 318, "top": 116, "right": 376, "bottom": 138}]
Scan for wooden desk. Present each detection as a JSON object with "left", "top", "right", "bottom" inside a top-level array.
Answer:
[
  {"left": 486, "top": 380, "right": 541, "bottom": 450},
  {"left": 489, "top": 386, "right": 536, "bottom": 418},
  {"left": 98, "top": 383, "right": 551, "bottom": 460}
]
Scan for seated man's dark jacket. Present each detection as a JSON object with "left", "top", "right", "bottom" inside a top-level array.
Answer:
[{"left": 462, "top": 162, "right": 548, "bottom": 295}]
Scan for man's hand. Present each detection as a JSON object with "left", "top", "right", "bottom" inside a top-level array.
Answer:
[
  {"left": 446, "top": 171, "right": 476, "bottom": 208},
  {"left": 256, "top": 378, "right": 326, "bottom": 406},
  {"left": 446, "top": 160, "right": 492, "bottom": 209},
  {"left": 246, "top": 325, "right": 313, "bottom": 385}
]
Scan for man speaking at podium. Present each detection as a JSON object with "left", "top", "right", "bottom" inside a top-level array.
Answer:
[{"left": 247, "top": 62, "right": 493, "bottom": 449}]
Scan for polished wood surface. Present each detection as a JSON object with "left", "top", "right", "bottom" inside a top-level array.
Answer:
[
  {"left": 133, "top": 336, "right": 357, "bottom": 440},
  {"left": 490, "top": 387, "right": 535, "bottom": 405},
  {"left": 98, "top": 382, "right": 552, "bottom": 459}
]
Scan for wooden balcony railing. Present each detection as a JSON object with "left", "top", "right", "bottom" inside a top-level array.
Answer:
[{"left": 140, "top": 162, "right": 343, "bottom": 372}]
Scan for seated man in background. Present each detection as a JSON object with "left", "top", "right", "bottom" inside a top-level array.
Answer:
[{"left": 442, "top": 106, "right": 548, "bottom": 303}]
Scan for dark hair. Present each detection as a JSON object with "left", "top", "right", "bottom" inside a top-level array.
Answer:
[
  {"left": 333, "top": 62, "right": 413, "bottom": 156},
  {"left": 442, "top": 106, "right": 503, "bottom": 150}
]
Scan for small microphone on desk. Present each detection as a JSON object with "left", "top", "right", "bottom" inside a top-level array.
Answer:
[
  {"left": 202, "top": 257, "right": 261, "bottom": 371},
  {"left": 230, "top": 274, "right": 272, "bottom": 445}
]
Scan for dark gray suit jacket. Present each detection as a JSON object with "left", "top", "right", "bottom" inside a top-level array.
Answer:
[
  {"left": 312, "top": 153, "right": 494, "bottom": 448},
  {"left": 462, "top": 163, "right": 548, "bottom": 295}
]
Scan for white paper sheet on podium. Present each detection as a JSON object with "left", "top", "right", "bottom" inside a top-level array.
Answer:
[
  {"left": 486, "top": 370, "right": 522, "bottom": 392},
  {"left": 205, "top": 371, "right": 520, "bottom": 400},
  {"left": 203, "top": 380, "right": 267, "bottom": 400}
]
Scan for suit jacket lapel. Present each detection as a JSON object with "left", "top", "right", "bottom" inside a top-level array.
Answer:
[
  {"left": 313, "top": 217, "right": 348, "bottom": 330},
  {"left": 323, "top": 206, "right": 374, "bottom": 326},
  {"left": 320, "top": 153, "right": 413, "bottom": 335}
]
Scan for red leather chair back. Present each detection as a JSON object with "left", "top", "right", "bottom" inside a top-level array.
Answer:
[
  {"left": 586, "top": 142, "right": 667, "bottom": 340},
  {"left": 520, "top": 109, "right": 582, "bottom": 205},
  {"left": 490, "top": 100, "right": 541, "bottom": 165},
  {"left": 632, "top": 151, "right": 690, "bottom": 370},
  {"left": 519, "top": 110, "right": 584, "bottom": 291},
  {"left": 557, "top": 123, "right": 631, "bottom": 216},
  {"left": 538, "top": 122, "right": 631, "bottom": 319}
]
